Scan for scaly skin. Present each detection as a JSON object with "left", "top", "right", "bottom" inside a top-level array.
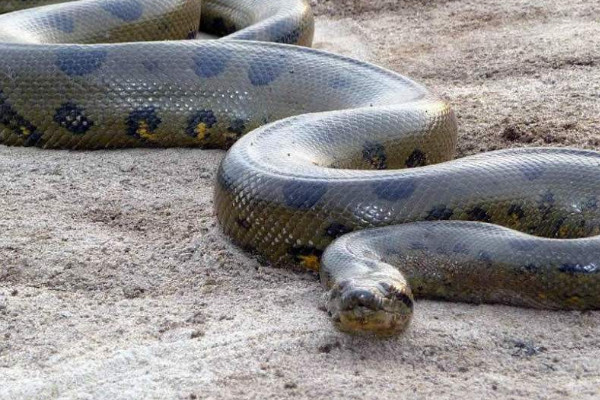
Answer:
[{"left": 1, "top": 0, "right": 598, "bottom": 336}]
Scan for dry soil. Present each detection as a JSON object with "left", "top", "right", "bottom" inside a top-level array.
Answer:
[{"left": 1, "top": 0, "right": 599, "bottom": 399}]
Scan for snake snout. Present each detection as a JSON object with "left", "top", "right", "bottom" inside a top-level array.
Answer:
[
  {"left": 326, "top": 276, "right": 414, "bottom": 336},
  {"left": 340, "top": 288, "right": 381, "bottom": 311}
]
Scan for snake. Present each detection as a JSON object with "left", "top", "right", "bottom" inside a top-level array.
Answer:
[{"left": 1, "top": 0, "right": 599, "bottom": 336}]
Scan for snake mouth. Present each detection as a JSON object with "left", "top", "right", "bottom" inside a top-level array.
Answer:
[{"left": 325, "top": 278, "right": 414, "bottom": 336}]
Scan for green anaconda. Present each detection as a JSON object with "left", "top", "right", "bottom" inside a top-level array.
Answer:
[{"left": 1, "top": 0, "right": 599, "bottom": 335}]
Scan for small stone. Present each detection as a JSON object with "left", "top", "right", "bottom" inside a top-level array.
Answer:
[
  {"left": 318, "top": 341, "right": 340, "bottom": 354},
  {"left": 191, "top": 330, "right": 205, "bottom": 339},
  {"left": 123, "top": 287, "right": 146, "bottom": 299}
]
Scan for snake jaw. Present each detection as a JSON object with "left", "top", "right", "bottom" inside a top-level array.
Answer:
[{"left": 325, "top": 274, "right": 414, "bottom": 336}]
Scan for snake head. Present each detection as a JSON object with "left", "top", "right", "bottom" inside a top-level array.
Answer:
[{"left": 324, "top": 270, "right": 414, "bottom": 336}]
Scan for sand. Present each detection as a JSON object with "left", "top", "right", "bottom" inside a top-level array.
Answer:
[{"left": 1, "top": 0, "right": 599, "bottom": 398}]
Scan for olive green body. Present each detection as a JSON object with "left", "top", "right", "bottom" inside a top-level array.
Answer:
[{"left": 1, "top": 0, "right": 598, "bottom": 335}]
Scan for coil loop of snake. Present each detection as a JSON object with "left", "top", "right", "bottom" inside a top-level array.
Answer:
[{"left": 1, "top": 0, "right": 599, "bottom": 336}]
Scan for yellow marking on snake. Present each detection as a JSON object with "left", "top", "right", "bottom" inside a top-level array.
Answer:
[
  {"left": 298, "top": 254, "right": 320, "bottom": 271},
  {"left": 20, "top": 126, "right": 31, "bottom": 136},
  {"left": 136, "top": 120, "right": 153, "bottom": 140},
  {"left": 194, "top": 123, "right": 208, "bottom": 140}
]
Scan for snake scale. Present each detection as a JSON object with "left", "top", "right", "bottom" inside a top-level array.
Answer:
[{"left": 1, "top": 0, "right": 599, "bottom": 335}]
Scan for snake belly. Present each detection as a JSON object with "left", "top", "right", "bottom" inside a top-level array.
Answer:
[{"left": 1, "top": 0, "right": 599, "bottom": 336}]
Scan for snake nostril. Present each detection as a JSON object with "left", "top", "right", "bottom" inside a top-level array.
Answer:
[{"left": 342, "top": 289, "right": 377, "bottom": 310}]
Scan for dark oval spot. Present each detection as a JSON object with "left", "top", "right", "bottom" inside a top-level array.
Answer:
[
  {"left": 282, "top": 181, "right": 327, "bottom": 209},
  {"left": 372, "top": 178, "right": 417, "bottom": 201},
  {"left": 507, "top": 204, "right": 525, "bottom": 220},
  {"left": 325, "top": 222, "right": 352, "bottom": 238},
  {"left": 558, "top": 263, "right": 599, "bottom": 275},
  {"left": 248, "top": 55, "right": 285, "bottom": 86},
  {"left": 538, "top": 191, "right": 554, "bottom": 214},
  {"left": 289, "top": 245, "right": 323, "bottom": 258},
  {"left": 54, "top": 102, "right": 93, "bottom": 134},
  {"left": 186, "top": 29, "right": 198, "bottom": 40},
  {"left": 56, "top": 47, "right": 107, "bottom": 76},
  {"left": 269, "top": 19, "right": 301, "bottom": 44},
  {"left": 519, "top": 163, "right": 545, "bottom": 181},
  {"left": 142, "top": 60, "right": 160, "bottom": 72},
  {"left": 100, "top": 0, "right": 144, "bottom": 22},
  {"left": 452, "top": 242, "right": 469, "bottom": 254},
  {"left": 208, "top": 17, "right": 237, "bottom": 36},
  {"left": 405, "top": 149, "right": 427, "bottom": 168},
  {"left": 328, "top": 75, "right": 352, "bottom": 89},
  {"left": 22, "top": 131, "right": 44, "bottom": 147},
  {"left": 45, "top": 12, "right": 75, "bottom": 33},
  {"left": 186, "top": 109, "right": 217, "bottom": 138},
  {"left": 193, "top": 47, "right": 231, "bottom": 78},
  {"left": 549, "top": 216, "right": 567, "bottom": 237},
  {"left": 426, "top": 204, "right": 454, "bottom": 221},
  {"left": 467, "top": 206, "right": 492, "bottom": 223},
  {"left": 236, "top": 217, "right": 251, "bottom": 230},
  {"left": 362, "top": 141, "right": 387, "bottom": 170},
  {"left": 126, "top": 107, "right": 161, "bottom": 139}
]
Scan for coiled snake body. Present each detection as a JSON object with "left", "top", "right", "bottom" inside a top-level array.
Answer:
[{"left": 1, "top": 0, "right": 599, "bottom": 335}]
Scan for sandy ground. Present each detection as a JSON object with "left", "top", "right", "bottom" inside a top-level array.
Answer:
[{"left": 1, "top": 0, "right": 600, "bottom": 398}]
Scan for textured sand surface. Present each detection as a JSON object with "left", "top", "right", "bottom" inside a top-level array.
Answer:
[{"left": 1, "top": 0, "right": 600, "bottom": 398}]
